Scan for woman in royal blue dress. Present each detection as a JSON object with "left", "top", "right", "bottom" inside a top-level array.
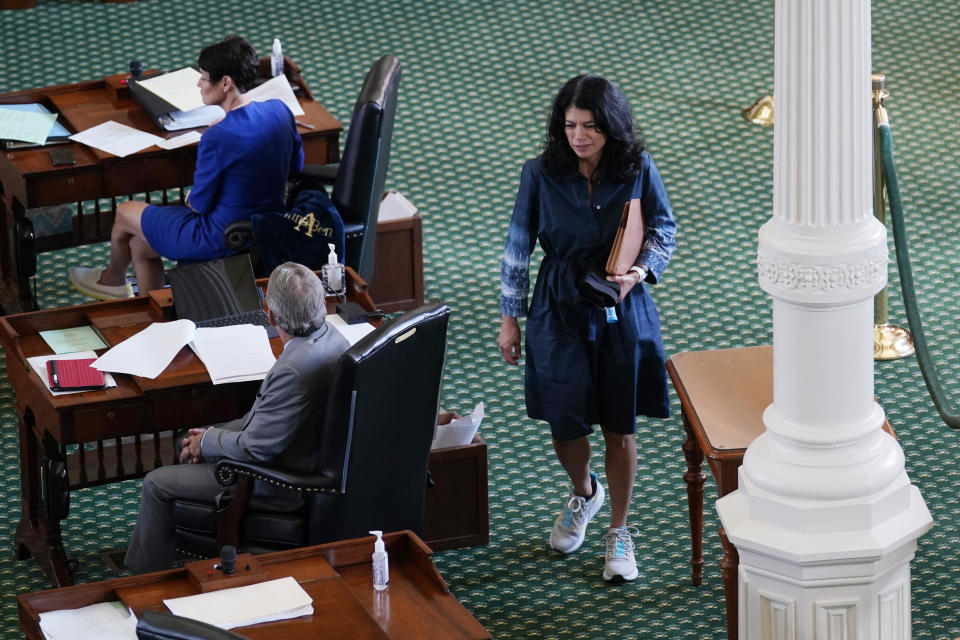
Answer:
[
  {"left": 498, "top": 74, "right": 676, "bottom": 582},
  {"left": 69, "top": 35, "right": 303, "bottom": 299}
]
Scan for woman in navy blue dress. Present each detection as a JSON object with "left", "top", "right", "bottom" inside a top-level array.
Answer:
[
  {"left": 69, "top": 35, "right": 303, "bottom": 299},
  {"left": 498, "top": 74, "right": 676, "bottom": 582}
]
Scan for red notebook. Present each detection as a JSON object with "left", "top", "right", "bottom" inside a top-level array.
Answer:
[{"left": 46, "top": 358, "right": 105, "bottom": 392}]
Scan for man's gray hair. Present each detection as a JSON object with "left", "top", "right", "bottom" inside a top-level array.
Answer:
[{"left": 265, "top": 262, "right": 327, "bottom": 336}]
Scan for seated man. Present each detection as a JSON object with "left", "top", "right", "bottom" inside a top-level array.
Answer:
[{"left": 124, "top": 261, "right": 348, "bottom": 573}]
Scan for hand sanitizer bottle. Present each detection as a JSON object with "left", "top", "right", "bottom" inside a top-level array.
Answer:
[
  {"left": 322, "top": 243, "right": 344, "bottom": 294},
  {"left": 370, "top": 530, "right": 389, "bottom": 591},
  {"left": 271, "top": 38, "right": 284, "bottom": 77}
]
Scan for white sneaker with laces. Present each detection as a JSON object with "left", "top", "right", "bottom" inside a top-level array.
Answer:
[
  {"left": 549, "top": 472, "right": 605, "bottom": 554},
  {"left": 603, "top": 526, "right": 639, "bottom": 583}
]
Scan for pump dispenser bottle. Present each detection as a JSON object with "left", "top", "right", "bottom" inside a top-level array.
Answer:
[
  {"left": 271, "top": 38, "right": 283, "bottom": 77},
  {"left": 370, "top": 530, "right": 389, "bottom": 591},
  {"left": 321, "top": 242, "right": 344, "bottom": 294}
]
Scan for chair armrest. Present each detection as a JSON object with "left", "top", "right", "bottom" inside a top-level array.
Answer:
[
  {"left": 297, "top": 162, "right": 339, "bottom": 183},
  {"left": 223, "top": 220, "right": 253, "bottom": 251},
  {"left": 215, "top": 459, "right": 342, "bottom": 494}
]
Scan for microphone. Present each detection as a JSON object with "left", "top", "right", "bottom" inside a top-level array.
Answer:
[
  {"left": 129, "top": 59, "right": 143, "bottom": 79},
  {"left": 218, "top": 545, "right": 237, "bottom": 575}
]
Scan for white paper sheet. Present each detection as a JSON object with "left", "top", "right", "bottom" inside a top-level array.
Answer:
[
  {"left": 189, "top": 325, "right": 276, "bottom": 384},
  {"left": 136, "top": 67, "right": 205, "bottom": 112},
  {"left": 39, "top": 601, "right": 137, "bottom": 640},
  {"left": 69, "top": 120, "right": 163, "bottom": 158},
  {"left": 92, "top": 320, "right": 195, "bottom": 378},
  {"left": 157, "top": 130, "right": 202, "bottom": 149},
  {"left": 0, "top": 106, "right": 57, "bottom": 145},
  {"left": 431, "top": 401, "right": 484, "bottom": 449},
  {"left": 245, "top": 73, "right": 305, "bottom": 116},
  {"left": 163, "top": 576, "right": 313, "bottom": 630},
  {"left": 327, "top": 313, "right": 376, "bottom": 345},
  {"left": 28, "top": 351, "right": 118, "bottom": 396},
  {"left": 378, "top": 190, "right": 418, "bottom": 221}
]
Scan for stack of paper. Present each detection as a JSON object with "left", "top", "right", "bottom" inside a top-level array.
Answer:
[
  {"left": 135, "top": 67, "right": 206, "bottom": 112},
  {"left": 38, "top": 601, "right": 137, "bottom": 640},
  {"left": 159, "top": 104, "right": 224, "bottom": 131},
  {"left": 431, "top": 402, "right": 484, "bottom": 450},
  {"left": 378, "top": 190, "right": 418, "bottom": 221},
  {"left": 190, "top": 325, "right": 276, "bottom": 384},
  {"left": 92, "top": 320, "right": 195, "bottom": 379},
  {"left": 163, "top": 576, "right": 313, "bottom": 630},
  {"left": 245, "top": 73, "right": 305, "bottom": 116}
]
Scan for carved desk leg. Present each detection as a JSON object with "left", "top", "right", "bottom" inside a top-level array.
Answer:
[
  {"left": 719, "top": 527, "right": 740, "bottom": 640},
  {"left": 14, "top": 413, "right": 73, "bottom": 586},
  {"left": 682, "top": 413, "right": 706, "bottom": 586}
]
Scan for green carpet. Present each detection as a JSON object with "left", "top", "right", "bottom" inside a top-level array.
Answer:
[{"left": 1, "top": 1, "right": 959, "bottom": 638}]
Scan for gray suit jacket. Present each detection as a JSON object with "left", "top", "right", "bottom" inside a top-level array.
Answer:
[{"left": 200, "top": 322, "right": 349, "bottom": 474}]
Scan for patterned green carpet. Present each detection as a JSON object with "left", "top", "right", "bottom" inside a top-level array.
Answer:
[{"left": 1, "top": 1, "right": 960, "bottom": 638}]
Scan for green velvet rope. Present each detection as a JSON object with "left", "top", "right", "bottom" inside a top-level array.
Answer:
[{"left": 878, "top": 121, "right": 960, "bottom": 428}]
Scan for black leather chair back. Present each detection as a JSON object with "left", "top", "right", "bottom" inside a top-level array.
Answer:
[
  {"left": 309, "top": 302, "right": 450, "bottom": 543},
  {"left": 332, "top": 54, "right": 402, "bottom": 284}
]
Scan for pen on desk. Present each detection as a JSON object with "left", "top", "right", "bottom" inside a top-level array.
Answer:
[
  {"left": 296, "top": 121, "right": 316, "bottom": 130},
  {"left": 50, "top": 360, "right": 59, "bottom": 389}
]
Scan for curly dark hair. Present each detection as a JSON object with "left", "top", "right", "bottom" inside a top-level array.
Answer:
[
  {"left": 541, "top": 74, "right": 645, "bottom": 183},
  {"left": 197, "top": 35, "right": 259, "bottom": 93}
]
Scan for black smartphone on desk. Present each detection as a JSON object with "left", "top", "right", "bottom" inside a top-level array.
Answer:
[{"left": 49, "top": 147, "right": 75, "bottom": 166}]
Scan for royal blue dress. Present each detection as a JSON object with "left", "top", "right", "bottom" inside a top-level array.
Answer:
[
  {"left": 141, "top": 99, "right": 304, "bottom": 262},
  {"left": 500, "top": 153, "right": 676, "bottom": 440}
]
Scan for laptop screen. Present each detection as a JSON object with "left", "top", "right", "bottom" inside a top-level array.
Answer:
[{"left": 166, "top": 254, "right": 263, "bottom": 323}]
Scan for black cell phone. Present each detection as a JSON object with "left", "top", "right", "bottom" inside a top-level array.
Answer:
[{"left": 48, "top": 147, "right": 75, "bottom": 166}]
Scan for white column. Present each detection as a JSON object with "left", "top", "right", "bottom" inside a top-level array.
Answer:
[{"left": 716, "top": 0, "right": 932, "bottom": 638}]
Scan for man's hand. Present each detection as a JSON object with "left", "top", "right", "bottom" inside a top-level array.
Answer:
[
  {"left": 180, "top": 427, "right": 208, "bottom": 464},
  {"left": 497, "top": 315, "right": 522, "bottom": 365},
  {"left": 437, "top": 408, "right": 461, "bottom": 426}
]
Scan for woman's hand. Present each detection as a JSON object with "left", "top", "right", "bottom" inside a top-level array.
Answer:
[
  {"left": 607, "top": 269, "right": 644, "bottom": 302},
  {"left": 498, "top": 315, "right": 522, "bottom": 365}
]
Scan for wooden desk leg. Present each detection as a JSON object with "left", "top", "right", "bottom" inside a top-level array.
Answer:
[
  {"left": 719, "top": 527, "right": 740, "bottom": 640},
  {"left": 0, "top": 192, "right": 31, "bottom": 313},
  {"left": 681, "top": 414, "right": 707, "bottom": 586},
  {"left": 14, "top": 415, "right": 73, "bottom": 587}
]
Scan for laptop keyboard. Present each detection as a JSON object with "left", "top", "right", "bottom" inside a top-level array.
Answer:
[{"left": 196, "top": 309, "right": 271, "bottom": 329}]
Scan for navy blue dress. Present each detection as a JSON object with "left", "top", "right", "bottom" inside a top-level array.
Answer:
[{"left": 500, "top": 154, "right": 676, "bottom": 439}]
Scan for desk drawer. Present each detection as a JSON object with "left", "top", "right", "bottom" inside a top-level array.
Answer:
[
  {"left": 70, "top": 403, "right": 147, "bottom": 443},
  {"left": 27, "top": 169, "right": 102, "bottom": 207},
  {"left": 149, "top": 385, "right": 254, "bottom": 430},
  {"left": 103, "top": 153, "right": 194, "bottom": 196}
]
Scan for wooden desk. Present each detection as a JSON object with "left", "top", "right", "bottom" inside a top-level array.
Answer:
[
  {"left": 18, "top": 530, "right": 491, "bottom": 639},
  {"left": 1, "top": 270, "right": 374, "bottom": 587},
  {"left": 0, "top": 56, "right": 341, "bottom": 313},
  {"left": 368, "top": 215, "right": 424, "bottom": 314},
  {"left": 666, "top": 346, "right": 896, "bottom": 640}
]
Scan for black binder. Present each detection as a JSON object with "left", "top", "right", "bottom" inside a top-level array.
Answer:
[{"left": 127, "top": 74, "right": 179, "bottom": 131}]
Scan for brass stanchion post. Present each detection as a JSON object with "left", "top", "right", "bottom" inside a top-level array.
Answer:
[{"left": 872, "top": 73, "right": 915, "bottom": 360}]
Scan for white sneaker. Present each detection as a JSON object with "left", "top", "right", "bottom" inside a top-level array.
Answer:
[
  {"left": 69, "top": 267, "right": 133, "bottom": 301},
  {"left": 549, "top": 472, "right": 604, "bottom": 554},
  {"left": 602, "top": 526, "right": 639, "bottom": 583}
]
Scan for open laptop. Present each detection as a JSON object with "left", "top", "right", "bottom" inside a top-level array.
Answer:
[{"left": 166, "top": 254, "right": 278, "bottom": 338}]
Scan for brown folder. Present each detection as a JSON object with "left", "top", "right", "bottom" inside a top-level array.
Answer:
[{"left": 605, "top": 198, "right": 645, "bottom": 275}]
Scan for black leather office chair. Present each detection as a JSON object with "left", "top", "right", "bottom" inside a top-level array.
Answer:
[
  {"left": 171, "top": 302, "right": 450, "bottom": 558},
  {"left": 301, "top": 54, "right": 401, "bottom": 285},
  {"left": 224, "top": 54, "right": 402, "bottom": 282},
  {"left": 137, "top": 610, "right": 247, "bottom": 640}
]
